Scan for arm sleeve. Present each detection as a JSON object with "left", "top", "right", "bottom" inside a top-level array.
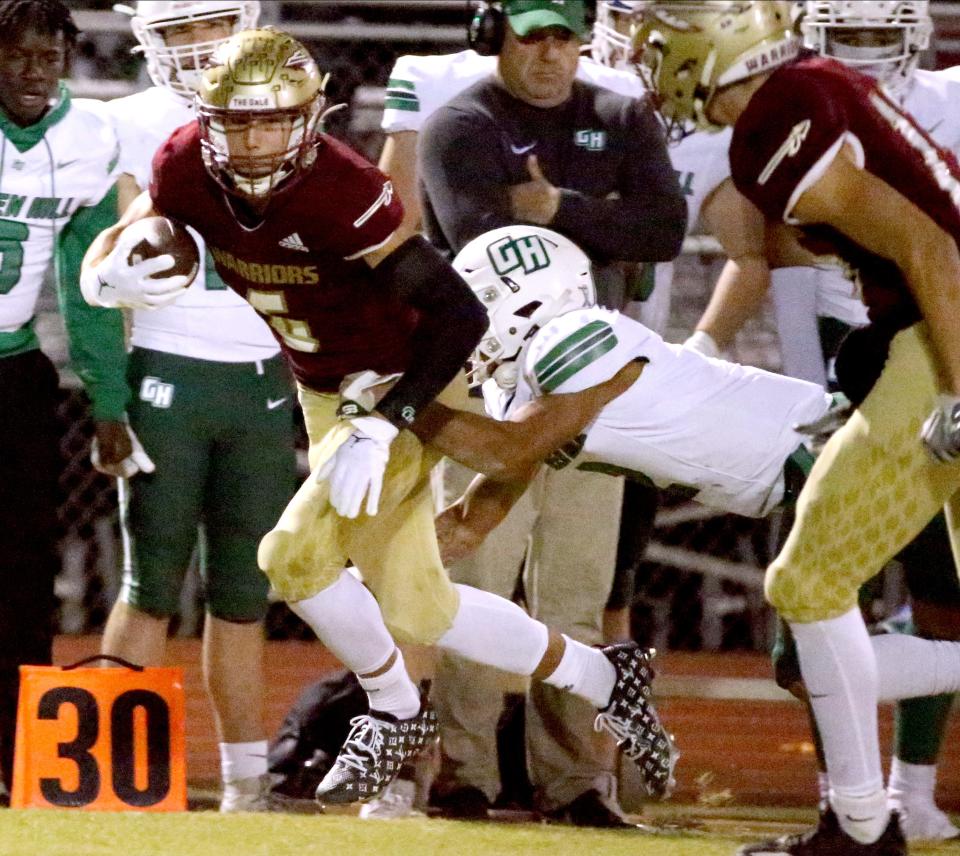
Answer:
[
  {"left": 551, "top": 100, "right": 687, "bottom": 263},
  {"left": 730, "top": 70, "right": 849, "bottom": 223},
  {"left": 56, "top": 183, "right": 130, "bottom": 422},
  {"left": 381, "top": 55, "right": 426, "bottom": 133},
  {"left": 370, "top": 235, "right": 488, "bottom": 428},
  {"left": 419, "top": 109, "right": 515, "bottom": 252}
]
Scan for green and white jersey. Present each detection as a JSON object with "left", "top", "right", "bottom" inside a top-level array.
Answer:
[
  {"left": 381, "top": 50, "right": 646, "bottom": 133},
  {"left": 485, "top": 307, "right": 831, "bottom": 518},
  {"left": 0, "top": 86, "right": 129, "bottom": 419},
  {"left": 98, "top": 86, "right": 278, "bottom": 363},
  {"left": 668, "top": 127, "right": 733, "bottom": 234}
]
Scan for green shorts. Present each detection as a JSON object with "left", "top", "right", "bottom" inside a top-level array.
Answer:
[{"left": 120, "top": 348, "right": 296, "bottom": 622}]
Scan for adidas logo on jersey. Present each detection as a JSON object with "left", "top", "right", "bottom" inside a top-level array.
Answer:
[{"left": 279, "top": 232, "right": 309, "bottom": 252}]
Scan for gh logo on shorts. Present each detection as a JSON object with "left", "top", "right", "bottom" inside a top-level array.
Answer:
[
  {"left": 140, "top": 377, "right": 175, "bottom": 409},
  {"left": 487, "top": 234, "right": 551, "bottom": 277}
]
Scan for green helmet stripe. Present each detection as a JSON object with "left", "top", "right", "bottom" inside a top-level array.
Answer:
[{"left": 534, "top": 321, "right": 618, "bottom": 393}]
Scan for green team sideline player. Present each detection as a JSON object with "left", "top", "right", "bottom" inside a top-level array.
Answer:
[{"left": 0, "top": 0, "right": 130, "bottom": 794}]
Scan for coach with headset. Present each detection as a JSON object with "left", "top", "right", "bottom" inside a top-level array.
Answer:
[{"left": 419, "top": 0, "right": 685, "bottom": 827}]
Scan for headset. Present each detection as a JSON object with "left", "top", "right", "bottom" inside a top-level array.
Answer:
[{"left": 468, "top": 1, "right": 505, "bottom": 55}]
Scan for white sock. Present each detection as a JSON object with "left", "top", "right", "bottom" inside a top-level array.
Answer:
[
  {"left": 790, "top": 610, "right": 885, "bottom": 814},
  {"left": 436, "top": 585, "right": 549, "bottom": 675},
  {"left": 219, "top": 740, "right": 268, "bottom": 784},
  {"left": 817, "top": 771, "right": 831, "bottom": 804},
  {"left": 357, "top": 648, "right": 420, "bottom": 720},
  {"left": 288, "top": 570, "right": 398, "bottom": 674},
  {"left": 872, "top": 634, "right": 960, "bottom": 700},
  {"left": 543, "top": 634, "right": 616, "bottom": 708},
  {"left": 888, "top": 758, "right": 936, "bottom": 806},
  {"left": 829, "top": 787, "right": 890, "bottom": 845}
]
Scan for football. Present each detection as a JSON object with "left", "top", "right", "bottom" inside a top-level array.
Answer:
[{"left": 123, "top": 216, "right": 200, "bottom": 285}]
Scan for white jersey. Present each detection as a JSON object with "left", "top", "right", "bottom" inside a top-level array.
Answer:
[
  {"left": 381, "top": 50, "right": 646, "bottom": 133},
  {"left": 668, "top": 128, "right": 733, "bottom": 233},
  {"left": 485, "top": 307, "right": 831, "bottom": 518},
  {"left": 0, "top": 92, "right": 120, "bottom": 346},
  {"left": 99, "top": 86, "right": 277, "bottom": 363}
]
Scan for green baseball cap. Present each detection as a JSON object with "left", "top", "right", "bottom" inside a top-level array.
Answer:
[{"left": 503, "top": 0, "right": 589, "bottom": 39}]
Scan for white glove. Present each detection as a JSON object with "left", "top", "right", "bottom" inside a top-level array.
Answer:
[
  {"left": 316, "top": 416, "right": 399, "bottom": 518},
  {"left": 921, "top": 394, "right": 960, "bottom": 463},
  {"left": 80, "top": 228, "right": 191, "bottom": 311},
  {"left": 683, "top": 330, "right": 720, "bottom": 359},
  {"left": 91, "top": 422, "right": 156, "bottom": 479}
]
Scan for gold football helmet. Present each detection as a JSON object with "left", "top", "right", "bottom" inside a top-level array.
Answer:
[
  {"left": 634, "top": 1, "right": 798, "bottom": 139},
  {"left": 196, "top": 28, "right": 327, "bottom": 200}
]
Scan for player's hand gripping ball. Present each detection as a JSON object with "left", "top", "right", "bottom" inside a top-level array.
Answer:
[
  {"left": 126, "top": 216, "right": 200, "bottom": 282},
  {"left": 90, "top": 216, "right": 199, "bottom": 310}
]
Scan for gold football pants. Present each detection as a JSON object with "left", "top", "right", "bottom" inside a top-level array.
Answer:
[
  {"left": 258, "top": 376, "right": 467, "bottom": 644},
  {"left": 767, "top": 323, "right": 960, "bottom": 622}
]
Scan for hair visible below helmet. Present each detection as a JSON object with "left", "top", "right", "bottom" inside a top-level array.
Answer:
[
  {"left": 452, "top": 226, "right": 596, "bottom": 387},
  {"left": 123, "top": 1, "right": 260, "bottom": 99},
  {"left": 592, "top": 0, "right": 644, "bottom": 69},
  {"left": 635, "top": 1, "right": 798, "bottom": 140},
  {"left": 802, "top": 1, "right": 931, "bottom": 97},
  {"left": 196, "top": 28, "right": 326, "bottom": 202},
  {"left": 0, "top": 0, "right": 78, "bottom": 48}
]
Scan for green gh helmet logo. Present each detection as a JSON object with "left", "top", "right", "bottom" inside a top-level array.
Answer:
[{"left": 487, "top": 234, "right": 553, "bottom": 279}]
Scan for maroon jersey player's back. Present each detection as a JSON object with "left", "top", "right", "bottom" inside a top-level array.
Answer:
[
  {"left": 730, "top": 54, "right": 960, "bottom": 329},
  {"left": 150, "top": 122, "right": 416, "bottom": 393}
]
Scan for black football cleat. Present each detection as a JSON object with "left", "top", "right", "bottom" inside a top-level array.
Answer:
[
  {"left": 593, "top": 643, "right": 679, "bottom": 800},
  {"left": 737, "top": 806, "right": 906, "bottom": 855}
]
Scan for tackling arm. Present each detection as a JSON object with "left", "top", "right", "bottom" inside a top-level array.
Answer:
[
  {"left": 436, "top": 473, "right": 532, "bottom": 565},
  {"left": 412, "top": 360, "right": 644, "bottom": 481}
]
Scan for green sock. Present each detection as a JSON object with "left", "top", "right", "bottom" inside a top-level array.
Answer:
[{"left": 894, "top": 693, "right": 954, "bottom": 764}]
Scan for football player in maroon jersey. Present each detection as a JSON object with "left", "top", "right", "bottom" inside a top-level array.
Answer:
[
  {"left": 79, "top": 27, "right": 678, "bottom": 808},
  {"left": 636, "top": 2, "right": 960, "bottom": 854}
]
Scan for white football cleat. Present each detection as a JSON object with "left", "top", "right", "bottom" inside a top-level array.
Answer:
[
  {"left": 889, "top": 799, "right": 959, "bottom": 841},
  {"left": 358, "top": 777, "right": 417, "bottom": 820}
]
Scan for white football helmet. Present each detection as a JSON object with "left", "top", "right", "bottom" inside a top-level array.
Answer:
[
  {"left": 118, "top": 1, "right": 260, "bottom": 99},
  {"left": 592, "top": 1, "right": 644, "bottom": 70},
  {"left": 802, "top": 1, "right": 931, "bottom": 96},
  {"left": 453, "top": 226, "right": 596, "bottom": 387}
]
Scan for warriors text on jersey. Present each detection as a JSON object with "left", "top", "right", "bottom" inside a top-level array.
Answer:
[
  {"left": 150, "top": 123, "right": 413, "bottom": 392},
  {"left": 485, "top": 307, "right": 830, "bottom": 518},
  {"left": 730, "top": 54, "right": 960, "bottom": 329},
  {"left": 98, "top": 86, "right": 278, "bottom": 363}
]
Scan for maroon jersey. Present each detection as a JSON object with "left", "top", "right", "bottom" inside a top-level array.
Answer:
[
  {"left": 730, "top": 55, "right": 960, "bottom": 328},
  {"left": 150, "top": 123, "right": 414, "bottom": 392}
]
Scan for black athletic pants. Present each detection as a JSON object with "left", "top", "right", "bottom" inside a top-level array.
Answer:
[{"left": 0, "top": 349, "right": 60, "bottom": 789}]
